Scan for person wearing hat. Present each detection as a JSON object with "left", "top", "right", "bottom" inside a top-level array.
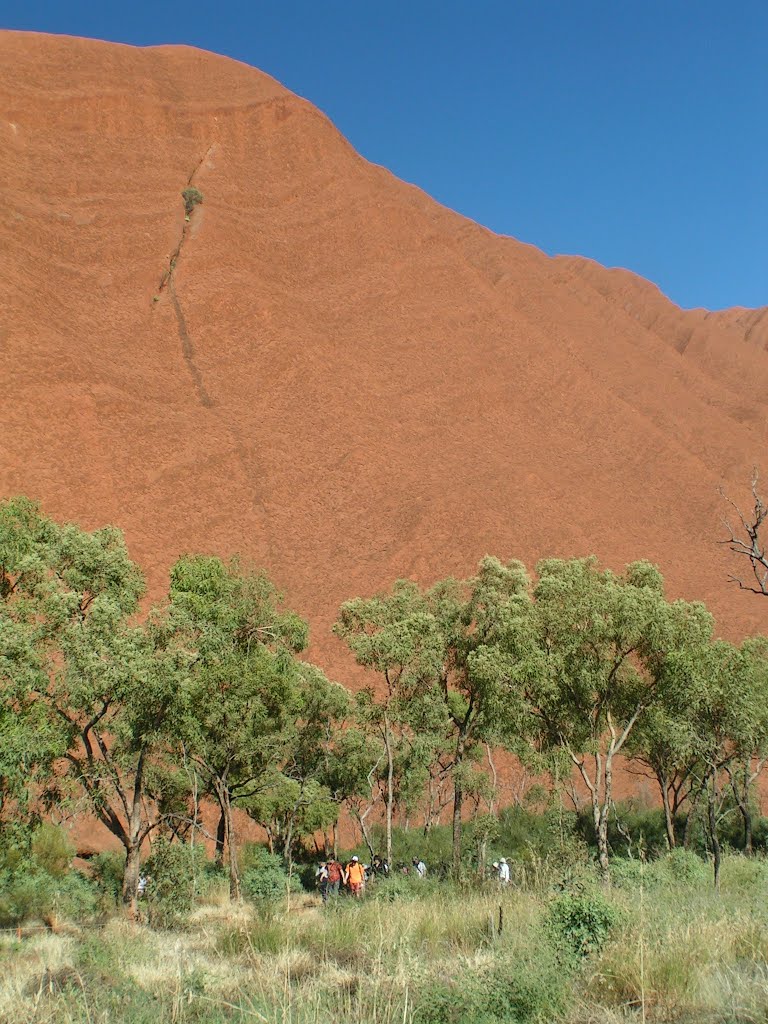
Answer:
[
  {"left": 498, "top": 857, "right": 510, "bottom": 884},
  {"left": 346, "top": 855, "right": 366, "bottom": 898}
]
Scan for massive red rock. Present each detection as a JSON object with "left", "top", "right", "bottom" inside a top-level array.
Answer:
[{"left": 3, "top": 30, "right": 767, "bottom": 694}]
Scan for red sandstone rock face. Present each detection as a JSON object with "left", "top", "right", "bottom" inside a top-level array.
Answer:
[{"left": 2, "top": 30, "right": 767, "bottom": 695}]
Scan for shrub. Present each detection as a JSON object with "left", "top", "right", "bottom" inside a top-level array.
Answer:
[
  {"left": 181, "top": 187, "right": 203, "bottom": 216},
  {"left": 609, "top": 857, "right": 646, "bottom": 889},
  {"left": 90, "top": 850, "right": 125, "bottom": 907},
  {"left": 485, "top": 952, "right": 571, "bottom": 1023},
  {"left": 31, "top": 822, "right": 75, "bottom": 877},
  {"left": 546, "top": 885, "right": 619, "bottom": 961},
  {"left": 0, "top": 864, "right": 97, "bottom": 926},
  {"left": 240, "top": 845, "right": 301, "bottom": 904},
  {"left": 413, "top": 950, "right": 569, "bottom": 1024},
  {"left": 656, "top": 846, "right": 708, "bottom": 884},
  {"left": 144, "top": 837, "right": 208, "bottom": 927},
  {"left": 369, "top": 872, "right": 445, "bottom": 902}
]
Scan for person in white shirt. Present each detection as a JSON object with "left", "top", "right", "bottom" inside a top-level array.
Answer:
[{"left": 498, "top": 857, "right": 510, "bottom": 884}]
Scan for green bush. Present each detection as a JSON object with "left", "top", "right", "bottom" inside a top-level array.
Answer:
[
  {"left": 144, "top": 838, "right": 208, "bottom": 927},
  {"left": 485, "top": 952, "right": 571, "bottom": 1023},
  {"left": 240, "top": 845, "right": 300, "bottom": 904},
  {"left": 0, "top": 864, "right": 97, "bottom": 926},
  {"left": 181, "top": 187, "right": 204, "bottom": 216},
  {"left": 656, "top": 846, "right": 708, "bottom": 884},
  {"left": 609, "top": 857, "right": 647, "bottom": 889},
  {"left": 545, "top": 885, "right": 619, "bottom": 961},
  {"left": 413, "top": 950, "right": 569, "bottom": 1024},
  {"left": 30, "top": 823, "right": 75, "bottom": 877},
  {"left": 90, "top": 850, "right": 125, "bottom": 907},
  {"left": 368, "top": 872, "right": 445, "bottom": 902}
]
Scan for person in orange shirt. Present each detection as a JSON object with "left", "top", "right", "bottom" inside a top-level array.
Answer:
[{"left": 346, "top": 855, "right": 366, "bottom": 898}]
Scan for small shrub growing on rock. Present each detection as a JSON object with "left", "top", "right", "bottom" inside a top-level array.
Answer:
[{"left": 181, "top": 187, "right": 203, "bottom": 216}]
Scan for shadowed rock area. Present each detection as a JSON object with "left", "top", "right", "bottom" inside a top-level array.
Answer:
[{"left": 2, "top": 30, "right": 767, "bottom": 688}]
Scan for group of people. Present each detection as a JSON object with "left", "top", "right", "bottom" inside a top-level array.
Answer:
[
  {"left": 315, "top": 855, "right": 426, "bottom": 901},
  {"left": 314, "top": 853, "right": 512, "bottom": 900}
]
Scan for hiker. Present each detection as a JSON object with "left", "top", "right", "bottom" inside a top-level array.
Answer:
[
  {"left": 326, "top": 858, "right": 343, "bottom": 899},
  {"left": 315, "top": 861, "right": 329, "bottom": 902},
  {"left": 138, "top": 873, "right": 148, "bottom": 898},
  {"left": 498, "top": 857, "right": 510, "bottom": 884},
  {"left": 371, "top": 854, "right": 389, "bottom": 878},
  {"left": 413, "top": 857, "right": 427, "bottom": 878},
  {"left": 346, "top": 855, "right": 366, "bottom": 898}
]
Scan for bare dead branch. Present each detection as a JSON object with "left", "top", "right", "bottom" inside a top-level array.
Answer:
[{"left": 719, "top": 470, "right": 768, "bottom": 596}]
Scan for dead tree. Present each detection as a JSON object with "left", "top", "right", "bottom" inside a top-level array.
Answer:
[{"left": 720, "top": 471, "right": 768, "bottom": 596}]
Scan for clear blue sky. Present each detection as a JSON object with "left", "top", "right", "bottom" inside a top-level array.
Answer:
[{"left": 3, "top": 0, "right": 767, "bottom": 311}]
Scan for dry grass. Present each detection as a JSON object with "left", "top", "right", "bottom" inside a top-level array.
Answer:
[{"left": 2, "top": 857, "right": 768, "bottom": 1023}]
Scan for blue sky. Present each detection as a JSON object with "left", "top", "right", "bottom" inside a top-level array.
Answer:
[{"left": 3, "top": 1, "right": 767, "bottom": 311}]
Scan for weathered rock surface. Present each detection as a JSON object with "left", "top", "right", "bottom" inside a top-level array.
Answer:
[{"left": 2, "top": 31, "right": 767, "bottom": 693}]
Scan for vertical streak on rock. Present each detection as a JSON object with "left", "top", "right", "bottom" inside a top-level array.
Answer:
[{"left": 168, "top": 276, "right": 214, "bottom": 409}]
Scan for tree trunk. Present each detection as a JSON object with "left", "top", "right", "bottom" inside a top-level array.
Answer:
[
  {"left": 683, "top": 780, "right": 704, "bottom": 849},
  {"left": 122, "top": 840, "right": 142, "bottom": 918},
  {"left": 384, "top": 712, "right": 394, "bottom": 866},
  {"left": 354, "top": 808, "right": 376, "bottom": 860},
  {"left": 730, "top": 762, "right": 754, "bottom": 855},
  {"left": 117, "top": 746, "right": 148, "bottom": 917},
  {"left": 215, "top": 810, "right": 226, "bottom": 867},
  {"left": 659, "top": 772, "right": 676, "bottom": 850},
  {"left": 332, "top": 820, "right": 338, "bottom": 860},
  {"left": 215, "top": 782, "right": 241, "bottom": 901},
  {"left": 744, "top": 804, "right": 753, "bottom": 856},
  {"left": 707, "top": 776, "right": 721, "bottom": 892},
  {"left": 452, "top": 781, "right": 463, "bottom": 877},
  {"left": 588, "top": 786, "right": 610, "bottom": 879}
]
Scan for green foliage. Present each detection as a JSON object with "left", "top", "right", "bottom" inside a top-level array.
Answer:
[
  {"left": 414, "top": 948, "right": 569, "bottom": 1024},
  {"left": 90, "top": 850, "right": 125, "bottom": 907},
  {"left": 660, "top": 846, "right": 709, "bottom": 884},
  {"left": 30, "top": 822, "right": 75, "bottom": 877},
  {"left": 0, "top": 496, "right": 191, "bottom": 909},
  {"left": 0, "top": 863, "right": 96, "bottom": 926},
  {"left": 240, "top": 844, "right": 301, "bottom": 904},
  {"left": 181, "top": 187, "right": 203, "bottom": 215},
  {"left": 143, "top": 837, "right": 208, "bottom": 926},
  {"left": 336, "top": 557, "right": 533, "bottom": 871},
  {"left": 546, "top": 885, "right": 619, "bottom": 961},
  {"left": 169, "top": 555, "right": 322, "bottom": 896}
]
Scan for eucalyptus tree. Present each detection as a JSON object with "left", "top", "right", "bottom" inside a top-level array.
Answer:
[
  {"left": 724, "top": 636, "right": 768, "bottom": 853},
  {"left": 0, "top": 497, "right": 189, "bottom": 915},
  {"left": 1, "top": 498, "right": 73, "bottom": 829},
  {"left": 675, "top": 639, "right": 768, "bottom": 885},
  {"left": 626, "top": 702, "right": 702, "bottom": 849},
  {"left": 245, "top": 663, "right": 349, "bottom": 866},
  {"left": 319, "top": 725, "right": 384, "bottom": 858},
  {"left": 335, "top": 581, "right": 447, "bottom": 863},
  {"left": 168, "top": 555, "right": 312, "bottom": 900},
  {"left": 337, "top": 557, "right": 532, "bottom": 874},
  {"left": 0, "top": 501, "right": 62, "bottom": 829},
  {"left": 481, "top": 558, "right": 713, "bottom": 877}
]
